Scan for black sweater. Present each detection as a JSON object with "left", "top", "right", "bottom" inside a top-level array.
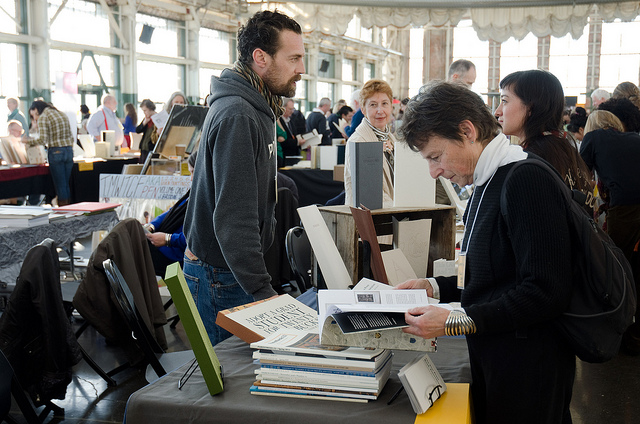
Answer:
[
  {"left": 580, "top": 128, "right": 640, "bottom": 207},
  {"left": 437, "top": 161, "right": 573, "bottom": 335}
]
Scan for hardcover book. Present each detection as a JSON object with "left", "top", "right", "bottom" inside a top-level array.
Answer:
[
  {"left": 215, "top": 294, "right": 318, "bottom": 344},
  {"left": 250, "top": 330, "right": 386, "bottom": 360},
  {"left": 398, "top": 353, "right": 447, "bottom": 414},
  {"left": 252, "top": 349, "right": 392, "bottom": 373},
  {"left": 348, "top": 140, "right": 383, "bottom": 209},
  {"left": 52, "top": 202, "right": 121, "bottom": 213}
]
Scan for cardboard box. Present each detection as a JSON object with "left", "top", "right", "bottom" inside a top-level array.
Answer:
[{"left": 333, "top": 164, "right": 345, "bottom": 182}]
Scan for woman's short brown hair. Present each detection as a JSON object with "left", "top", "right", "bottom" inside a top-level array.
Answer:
[
  {"left": 360, "top": 79, "right": 393, "bottom": 107},
  {"left": 398, "top": 81, "right": 499, "bottom": 151}
]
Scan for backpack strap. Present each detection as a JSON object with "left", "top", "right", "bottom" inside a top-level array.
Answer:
[{"left": 500, "top": 156, "right": 575, "bottom": 220}]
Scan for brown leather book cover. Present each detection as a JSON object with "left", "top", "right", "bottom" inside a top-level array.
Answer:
[
  {"left": 216, "top": 294, "right": 318, "bottom": 344},
  {"left": 349, "top": 206, "right": 389, "bottom": 285}
]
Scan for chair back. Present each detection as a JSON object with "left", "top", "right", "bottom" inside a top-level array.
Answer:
[
  {"left": 102, "top": 259, "right": 167, "bottom": 380},
  {"left": 285, "top": 226, "right": 312, "bottom": 292},
  {"left": 0, "top": 349, "right": 12, "bottom": 421}
]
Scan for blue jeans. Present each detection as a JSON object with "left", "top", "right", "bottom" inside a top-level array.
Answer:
[
  {"left": 183, "top": 256, "right": 253, "bottom": 347},
  {"left": 48, "top": 146, "right": 73, "bottom": 202}
]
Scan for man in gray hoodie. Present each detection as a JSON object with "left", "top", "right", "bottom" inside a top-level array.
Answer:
[{"left": 183, "top": 10, "right": 305, "bottom": 346}]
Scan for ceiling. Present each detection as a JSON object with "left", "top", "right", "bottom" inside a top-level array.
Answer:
[{"left": 268, "top": 0, "right": 625, "bottom": 9}]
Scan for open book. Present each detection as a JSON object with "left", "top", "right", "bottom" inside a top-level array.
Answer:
[
  {"left": 318, "top": 279, "right": 440, "bottom": 351},
  {"left": 299, "top": 129, "right": 321, "bottom": 150}
]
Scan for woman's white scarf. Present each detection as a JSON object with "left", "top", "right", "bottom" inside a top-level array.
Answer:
[{"left": 473, "top": 132, "right": 528, "bottom": 186}]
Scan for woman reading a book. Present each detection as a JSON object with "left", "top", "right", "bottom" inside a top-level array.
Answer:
[{"left": 396, "top": 81, "right": 575, "bottom": 424}]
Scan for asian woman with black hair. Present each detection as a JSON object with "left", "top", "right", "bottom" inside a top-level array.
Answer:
[{"left": 566, "top": 106, "right": 588, "bottom": 144}]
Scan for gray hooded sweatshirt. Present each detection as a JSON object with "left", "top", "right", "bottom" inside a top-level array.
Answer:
[{"left": 184, "top": 69, "right": 278, "bottom": 300}]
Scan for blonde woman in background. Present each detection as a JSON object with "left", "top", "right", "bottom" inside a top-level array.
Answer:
[
  {"left": 344, "top": 79, "right": 396, "bottom": 207},
  {"left": 612, "top": 81, "right": 640, "bottom": 111}
]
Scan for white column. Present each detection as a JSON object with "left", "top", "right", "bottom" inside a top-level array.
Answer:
[
  {"left": 185, "top": 15, "right": 201, "bottom": 104},
  {"left": 30, "top": 0, "right": 51, "bottom": 99}
]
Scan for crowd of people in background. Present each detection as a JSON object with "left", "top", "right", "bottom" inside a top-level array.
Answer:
[{"left": 2, "top": 8, "right": 640, "bottom": 423}]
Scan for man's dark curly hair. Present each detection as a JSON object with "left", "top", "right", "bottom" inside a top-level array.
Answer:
[
  {"left": 237, "top": 10, "right": 302, "bottom": 65},
  {"left": 597, "top": 97, "right": 640, "bottom": 133}
]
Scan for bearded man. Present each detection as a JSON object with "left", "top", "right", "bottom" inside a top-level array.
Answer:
[{"left": 183, "top": 10, "right": 305, "bottom": 346}]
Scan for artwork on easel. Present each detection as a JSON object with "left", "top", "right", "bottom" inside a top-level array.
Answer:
[
  {"left": 140, "top": 104, "right": 208, "bottom": 175},
  {"left": 163, "top": 263, "right": 224, "bottom": 395}
]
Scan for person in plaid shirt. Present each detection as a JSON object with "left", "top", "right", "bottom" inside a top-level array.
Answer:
[{"left": 26, "top": 100, "right": 75, "bottom": 206}]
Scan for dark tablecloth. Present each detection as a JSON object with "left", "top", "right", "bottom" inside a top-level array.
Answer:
[
  {"left": 279, "top": 168, "right": 344, "bottom": 207},
  {"left": 124, "top": 335, "right": 470, "bottom": 424}
]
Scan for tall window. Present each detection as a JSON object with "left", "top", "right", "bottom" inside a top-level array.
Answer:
[
  {"left": 409, "top": 28, "right": 424, "bottom": 96},
  {"left": 0, "top": 43, "right": 27, "bottom": 97},
  {"left": 318, "top": 52, "right": 335, "bottom": 79},
  {"left": 453, "top": 20, "right": 490, "bottom": 100},
  {"left": 364, "top": 62, "right": 375, "bottom": 81},
  {"left": 549, "top": 30, "right": 589, "bottom": 103},
  {"left": 49, "top": 0, "right": 112, "bottom": 48},
  {"left": 136, "top": 14, "right": 182, "bottom": 57},
  {"left": 199, "top": 28, "right": 232, "bottom": 65},
  {"left": 599, "top": 17, "right": 640, "bottom": 92},
  {"left": 49, "top": 49, "right": 115, "bottom": 87},
  {"left": 0, "top": 0, "right": 21, "bottom": 35},
  {"left": 137, "top": 61, "right": 184, "bottom": 105},
  {"left": 316, "top": 82, "right": 334, "bottom": 105},
  {"left": 499, "top": 33, "right": 538, "bottom": 81},
  {"left": 342, "top": 58, "right": 356, "bottom": 82}
]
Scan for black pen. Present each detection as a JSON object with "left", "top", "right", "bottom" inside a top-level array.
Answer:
[{"left": 387, "top": 385, "right": 405, "bottom": 405}]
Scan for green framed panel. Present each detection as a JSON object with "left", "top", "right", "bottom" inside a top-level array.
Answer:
[{"left": 164, "top": 262, "right": 224, "bottom": 395}]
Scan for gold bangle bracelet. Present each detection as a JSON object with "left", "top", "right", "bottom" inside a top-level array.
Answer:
[{"left": 444, "top": 310, "right": 477, "bottom": 336}]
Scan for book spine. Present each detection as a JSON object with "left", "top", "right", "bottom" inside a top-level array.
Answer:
[
  {"left": 250, "top": 390, "right": 368, "bottom": 403},
  {"left": 215, "top": 312, "right": 263, "bottom": 344},
  {"left": 256, "top": 370, "right": 382, "bottom": 390},
  {"left": 260, "top": 363, "right": 376, "bottom": 378},
  {"left": 250, "top": 385, "right": 376, "bottom": 400},
  {"left": 254, "top": 380, "right": 378, "bottom": 395},
  {"left": 255, "top": 356, "right": 375, "bottom": 372},
  {"left": 256, "top": 378, "right": 379, "bottom": 394}
]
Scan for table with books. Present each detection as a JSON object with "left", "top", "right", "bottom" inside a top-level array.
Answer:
[
  {"left": 0, "top": 204, "right": 119, "bottom": 289},
  {"left": 0, "top": 164, "right": 55, "bottom": 200},
  {"left": 124, "top": 333, "right": 472, "bottom": 424}
]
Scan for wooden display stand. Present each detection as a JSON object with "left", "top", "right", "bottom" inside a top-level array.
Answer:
[{"left": 318, "top": 205, "right": 456, "bottom": 284}]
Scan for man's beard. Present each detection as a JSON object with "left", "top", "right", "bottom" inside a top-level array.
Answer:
[{"left": 264, "top": 68, "right": 299, "bottom": 98}]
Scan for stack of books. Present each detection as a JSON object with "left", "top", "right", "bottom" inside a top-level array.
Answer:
[
  {"left": 0, "top": 206, "right": 50, "bottom": 228},
  {"left": 250, "top": 330, "right": 392, "bottom": 403}
]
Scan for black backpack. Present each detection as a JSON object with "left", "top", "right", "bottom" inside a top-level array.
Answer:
[{"left": 501, "top": 158, "right": 636, "bottom": 363}]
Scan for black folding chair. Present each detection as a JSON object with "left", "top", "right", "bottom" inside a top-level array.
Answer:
[
  {"left": 103, "top": 259, "right": 194, "bottom": 383},
  {"left": 285, "top": 226, "right": 313, "bottom": 293},
  {"left": 0, "top": 348, "right": 44, "bottom": 424}
]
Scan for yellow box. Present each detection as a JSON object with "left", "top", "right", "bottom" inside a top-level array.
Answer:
[{"left": 414, "top": 383, "right": 472, "bottom": 424}]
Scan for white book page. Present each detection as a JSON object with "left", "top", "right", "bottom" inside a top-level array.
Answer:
[{"left": 297, "top": 205, "right": 352, "bottom": 290}]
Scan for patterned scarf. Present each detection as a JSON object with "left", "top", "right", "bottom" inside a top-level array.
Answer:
[
  {"left": 363, "top": 117, "right": 392, "bottom": 142},
  {"left": 232, "top": 60, "right": 284, "bottom": 119}
]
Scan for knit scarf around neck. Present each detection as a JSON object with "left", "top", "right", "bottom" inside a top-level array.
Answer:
[
  {"left": 232, "top": 60, "right": 284, "bottom": 119},
  {"left": 363, "top": 117, "right": 391, "bottom": 142}
]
